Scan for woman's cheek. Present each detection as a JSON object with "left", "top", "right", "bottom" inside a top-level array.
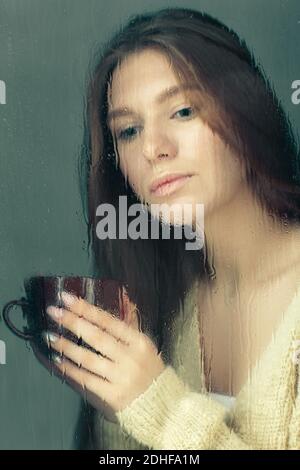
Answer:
[
  {"left": 118, "top": 156, "right": 132, "bottom": 183},
  {"left": 120, "top": 162, "right": 143, "bottom": 197},
  {"left": 118, "top": 150, "right": 149, "bottom": 201},
  {"left": 126, "top": 163, "right": 145, "bottom": 193}
]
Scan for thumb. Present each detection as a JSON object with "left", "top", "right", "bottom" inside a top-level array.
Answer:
[{"left": 120, "top": 286, "right": 141, "bottom": 331}]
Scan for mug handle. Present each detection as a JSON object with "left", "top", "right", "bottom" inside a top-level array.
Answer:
[{"left": 2, "top": 299, "right": 34, "bottom": 340}]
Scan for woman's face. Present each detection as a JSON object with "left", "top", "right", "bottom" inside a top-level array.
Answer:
[{"left": 107, "top": 48, "right": 245, "bottom": 226}]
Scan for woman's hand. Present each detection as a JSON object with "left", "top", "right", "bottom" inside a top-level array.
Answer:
[{"left": 32, "top": 290, "right": 166, "bottom": 424}]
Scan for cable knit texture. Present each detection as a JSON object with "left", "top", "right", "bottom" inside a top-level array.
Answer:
[{"left": 91, "top": 280, "right": 300, "bottom": 450}]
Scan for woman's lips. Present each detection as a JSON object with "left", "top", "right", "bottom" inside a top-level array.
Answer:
[{"left": 151, "top": 175, "right": 193, "bottom": 197}]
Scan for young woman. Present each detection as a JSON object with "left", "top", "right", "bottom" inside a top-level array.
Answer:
[{"left": 35, "top": 7, "right": 300, "bottom": 449}]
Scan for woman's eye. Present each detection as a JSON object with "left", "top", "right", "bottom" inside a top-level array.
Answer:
[
  {"left": 115, "top": 107, "right": 196, "bottom": 143},
  {"left": 173, "top": 106, "right": 195, "bottom": 119},
  {"left": 116, "top": 126, "right": 139, "bottom": 142}
]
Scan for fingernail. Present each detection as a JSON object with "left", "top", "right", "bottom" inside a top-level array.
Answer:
[
  {"left": 61, "top": 291, "right": 77, "bottom": 307},
  {"left": 52, "top": 353, "right": 62, "bottom": 364},
  {"left": 43, "top": 331, "right": 59, "bottom": 344},
  {"left": 46, "top": 306, "right": 64, "bottom": 318}
]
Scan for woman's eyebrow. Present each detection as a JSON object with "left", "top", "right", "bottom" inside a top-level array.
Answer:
[{"left": 107, "top": 83, "right": 198, "bottom": 126}]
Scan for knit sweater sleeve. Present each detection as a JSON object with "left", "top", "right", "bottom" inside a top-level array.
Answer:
[{"left": 115, "top": 365, "right": 254, "bottom": 450}]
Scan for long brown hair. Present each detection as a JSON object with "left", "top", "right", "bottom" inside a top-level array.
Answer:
[{"left": 78, "top": 7, "right": 300, "bottom": 349}]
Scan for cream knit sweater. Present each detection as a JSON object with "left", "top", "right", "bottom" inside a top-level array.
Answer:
[{"left": 90, "top": 280, "right": 300, "bottom": 450}]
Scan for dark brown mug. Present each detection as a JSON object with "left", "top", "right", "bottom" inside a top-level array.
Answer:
[{"left": 2, "top": 275, "right": 133, "bottom": 359}]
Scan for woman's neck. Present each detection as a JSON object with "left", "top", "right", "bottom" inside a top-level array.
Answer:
[{"left": 201, "top": 185, "right": 300, "bottom": 291}]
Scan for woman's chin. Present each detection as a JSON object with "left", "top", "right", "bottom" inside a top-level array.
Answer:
[{"left": 149, "top": 202, "right": 198, "bottom": 227}]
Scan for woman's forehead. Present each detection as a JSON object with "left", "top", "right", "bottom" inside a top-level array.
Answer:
[
  {"left": 108, "top": 50, "right": 181, "bottom": 91},
  {"left": 106, "top": 50, "right": 208, "bottom": 118}
]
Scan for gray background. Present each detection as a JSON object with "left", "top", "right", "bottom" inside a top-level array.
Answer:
[{"left": 0, "top": 0, "right": 299, "bottom": 450}]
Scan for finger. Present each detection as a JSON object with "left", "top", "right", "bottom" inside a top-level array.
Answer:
[
  {"left": 46, "top": 307, "right": 126, "bottom": 362},
  {"left": 53, "top": 354, "right": 113, "bottom": 407},
  {"left": 31, "top": 343, "right": 74, "bottom": 382},
  {"left": 44, "top": 332, "right": 116, "bottom": 382},
  {"left": 60, "top": 291, "right": 139, "bottom": 345}
]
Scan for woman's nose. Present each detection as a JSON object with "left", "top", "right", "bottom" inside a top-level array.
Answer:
[{"left": 142, "top": 129, "right": 177, "bottom": 162}]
